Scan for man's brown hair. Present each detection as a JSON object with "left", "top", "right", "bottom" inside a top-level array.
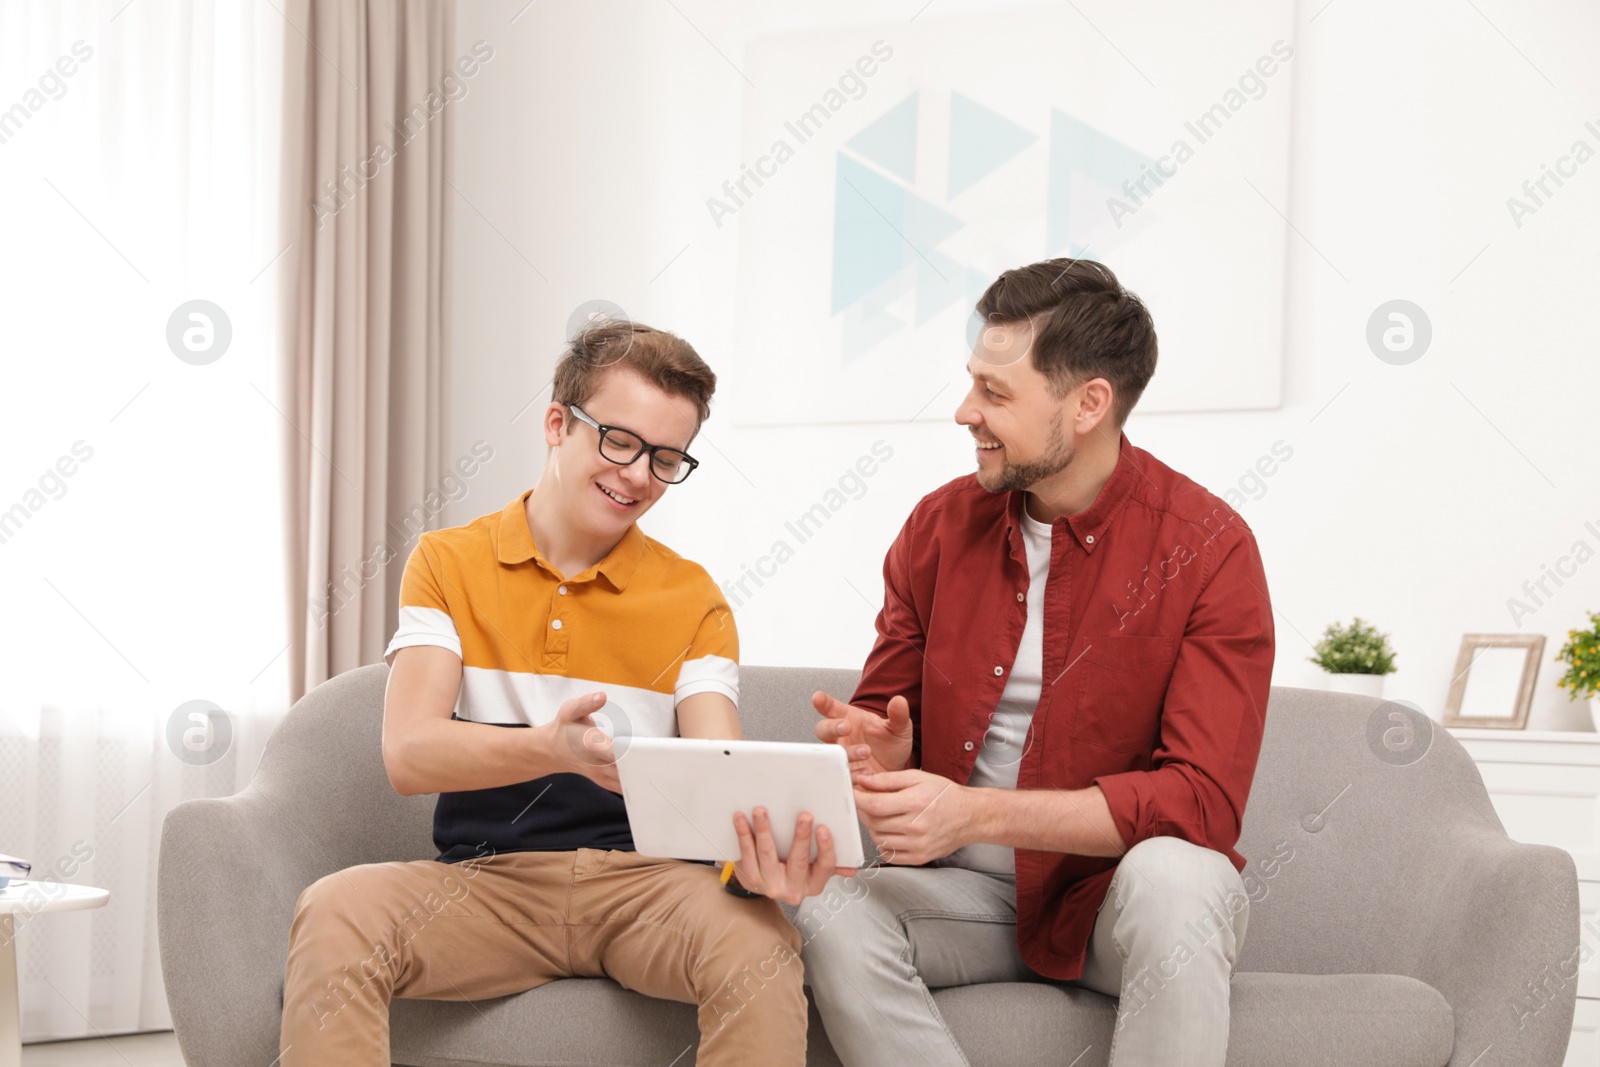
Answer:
[
  {"left": 974, "top": 258, "right": 1158, "bottom": 428},
  {"left": 551, "top": 319, "right": 717, "bottom": 430}
]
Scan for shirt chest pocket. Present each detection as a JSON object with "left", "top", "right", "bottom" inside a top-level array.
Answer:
[{"left": 1069, "top": 635, "right": 1178, "bottom": 754}]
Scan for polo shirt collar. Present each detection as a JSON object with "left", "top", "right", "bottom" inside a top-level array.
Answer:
[
  {"left": 496, "top": 488, "right": 645, "bottom": 591},
  {"left": 1007, "top": 429, "right": 1140, "bottom": 555},
  {"left": 589, "top": 525, "right": 645, "bottom": 591},
  {"left": 497, "top": 489, "right": 541, "bottom": 565}
]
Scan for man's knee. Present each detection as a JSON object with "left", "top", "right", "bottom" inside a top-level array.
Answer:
[
  {"left": 1114, "top": 837, "right": 1248, "bottom": 946},
  {"left": 1119, "top": 838, "right": 1240, "bottom": 901}
]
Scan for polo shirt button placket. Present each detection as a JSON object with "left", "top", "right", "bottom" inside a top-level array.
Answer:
[{"left": 545, "top": 591, "right": 571, "bottom": 668}]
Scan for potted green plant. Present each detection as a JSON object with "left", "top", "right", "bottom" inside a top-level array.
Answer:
[
  {"left": 1556, "top": 611, "right": 1600, "bottom": 731},
  {"left": 1309, "top": 616, "right": 1397, "bottom": 697}
]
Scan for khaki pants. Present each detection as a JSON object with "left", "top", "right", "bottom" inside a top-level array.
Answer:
[{"left": 280, "top": 847, "right": 806, "bottom": 1066}]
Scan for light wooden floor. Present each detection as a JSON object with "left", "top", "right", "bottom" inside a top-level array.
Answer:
[{"left": 22, "top": 1032, "right": 184, "bottom": 1066}]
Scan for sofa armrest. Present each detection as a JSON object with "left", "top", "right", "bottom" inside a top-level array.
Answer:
[
  {"left": 159, "top": 663, "right": 437, "bottom": 1064},
  {"left": 159, "top": 787, "right": 325, "bottom": 1067},
  {"left": 1405, "top": 825, "right": 1579, "bottom": 1067}
]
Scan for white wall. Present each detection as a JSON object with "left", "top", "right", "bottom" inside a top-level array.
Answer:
[{"left": 447, "top": 0, "right": 1599, "bottom": 730}]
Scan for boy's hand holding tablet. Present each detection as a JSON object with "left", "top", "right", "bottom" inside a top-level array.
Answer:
[
  {"left": 616, "top": 689, "right": 920, "bottom": 903},
  {"left": 616, "top": 737, "right": 863, "bottom": 906},
  {"left": 728, "top": 805, "right": 855, "bottom": 906}
]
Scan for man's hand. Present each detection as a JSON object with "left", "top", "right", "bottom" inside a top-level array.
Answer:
[
  {"left": 853, "top": 769, "right": 977, "bottom": 867},
  {"left": 534, "top": 692, "right": 621, "bottom": 794},
  {"left": 731, "top": 807, "right": 858, "bottom": 906},
  {"left": 813, "top": 691, "right": 914, "bottom": 779}
]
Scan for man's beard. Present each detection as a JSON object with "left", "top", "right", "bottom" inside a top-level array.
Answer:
[{"left": 976, "top": 412, "right": 1074, "bottom": 493}]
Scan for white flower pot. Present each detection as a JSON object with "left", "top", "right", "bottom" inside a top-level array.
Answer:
[
  {"left": 1589, "top": 697, "right": 1600, "bottom": 733},
  {"left": 1324, "top": 671, "right": 1385, "bottom": 698}
]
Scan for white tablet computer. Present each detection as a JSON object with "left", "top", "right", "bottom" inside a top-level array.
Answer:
[{"left": 617, "top": 737, "right": 865, "bottom": 868}]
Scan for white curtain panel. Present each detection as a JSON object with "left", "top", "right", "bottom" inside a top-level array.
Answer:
[{"left": 0, "top": 1, "right": 288, "bottom": 1041}]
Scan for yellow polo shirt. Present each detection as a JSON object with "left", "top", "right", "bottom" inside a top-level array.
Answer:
[{"left": 383, "top": 487, "right": 738, "bottom": 861}]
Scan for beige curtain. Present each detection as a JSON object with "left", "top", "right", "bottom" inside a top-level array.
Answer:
[{"left": 277, "top": 0, "right": 455, "bottom": 703}]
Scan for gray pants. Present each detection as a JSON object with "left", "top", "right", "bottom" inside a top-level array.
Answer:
[{"left": 796, "top": 836, "right": 1249, "bottom": 1067}]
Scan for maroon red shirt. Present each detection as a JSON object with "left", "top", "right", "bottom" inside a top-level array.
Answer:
[{"left": 852, "top": 430, "right": 1275, "bottom": 981}]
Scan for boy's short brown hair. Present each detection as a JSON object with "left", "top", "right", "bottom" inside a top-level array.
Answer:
[{"left": 551, "top": 320, "right": 717, "bottom": 428}]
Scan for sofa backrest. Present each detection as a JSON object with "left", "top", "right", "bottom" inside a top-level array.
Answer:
[
  {"left": 739, "top": 665, "right": 862, "bottom": 744},
  {"left": 251, "top": 662, "right": 438, "bottom": 867},
  {"left": 247, "top": 663, "right": 867, "bottom": 870},
  {"left": 258, "top": 663, "right": 1514, "bottom": 979}
]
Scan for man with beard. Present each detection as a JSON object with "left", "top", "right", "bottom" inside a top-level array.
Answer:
[{"left": 798, "top": 258, "right": 1276, "bottom": 1067}]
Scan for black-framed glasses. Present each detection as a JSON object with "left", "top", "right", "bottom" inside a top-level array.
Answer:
[{"left": 565, "top": 404, "right": 699, "bottom": 484}]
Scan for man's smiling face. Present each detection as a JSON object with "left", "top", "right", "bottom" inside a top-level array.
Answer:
[{"left": 955, "top": 319, "right": 1077, "bottom": 493}]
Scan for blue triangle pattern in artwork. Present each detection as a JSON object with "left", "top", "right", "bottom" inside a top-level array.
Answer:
[
  {"left": 844, "top": 93, "right": 919, "bottom": 183},
  {"left": 841, "top": 299, "right": 906, "bottom": 365},
  {"left": 831, "top": 153, "right": 964, "bottom": 316},
  {"left": 947, "top": 92, "right": 1037, "bottom": 198},
  {"left": 914, "top": 246, "right": 989, "bottom": 327},
  {"left": 1047, "top": 109, "right": 1153, "bottom": 255}
]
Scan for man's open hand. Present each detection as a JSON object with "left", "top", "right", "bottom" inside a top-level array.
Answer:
[
  {"left": 813, "top": 691, "right": 914, "bottom": 780},
  {"left": 731, "top": 808, "right": 858, "bottom": 906}
]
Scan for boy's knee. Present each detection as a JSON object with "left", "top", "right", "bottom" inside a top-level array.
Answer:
[
  {"left": 700, "top": 903, "right": 807, "bottom": 1025},
  {"left": 290, "top": 871, "right": 351, "bottom": 937},
  {"left": 288, "top": 865, "right": 426, "bottom": 965},
  {"left": 293, "top": 867, "right": 382, "bottom": 930},
  {"left": 717, "top": 897, "right": 804, "bottom": 963}
]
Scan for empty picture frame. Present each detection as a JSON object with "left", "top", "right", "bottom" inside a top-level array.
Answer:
[{"left": 1442, "top": 633, "right": 1545, "bottom": 729}]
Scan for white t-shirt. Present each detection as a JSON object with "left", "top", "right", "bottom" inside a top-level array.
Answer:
[{"left": 943, "top": 506, "right": 1051, "bottom": 875}]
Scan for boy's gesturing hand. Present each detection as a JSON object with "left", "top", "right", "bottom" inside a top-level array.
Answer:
[{"left": 540, "top": 692, "right": 621, "bottom": 794}]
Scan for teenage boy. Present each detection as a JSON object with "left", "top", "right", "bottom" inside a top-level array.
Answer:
[
  {"left": 280, "top": 320, "right": 848, "bottom": 1066},
  {"left": 800, "top": 259, "right": 1276, "bottom": 1067}
]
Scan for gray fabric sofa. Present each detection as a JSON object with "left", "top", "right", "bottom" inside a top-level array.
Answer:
[{"left": 159, "top": 664, "right": 1579, "bottom": 1066}]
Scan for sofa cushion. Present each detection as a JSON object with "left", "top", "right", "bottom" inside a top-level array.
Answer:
[
  {"left": 912, "top": 973, "right": 1452, "bottom": 1067},
  {"left": 389, "top": 970, "right": 1452, "bottom": 1067},
  {"left": 1222, "top": 972, "right": 1454, "bottom": 1067}
]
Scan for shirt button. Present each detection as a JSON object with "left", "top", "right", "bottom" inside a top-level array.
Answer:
[
  {"left": 551, "top": 619, "right": 563, "bottom": 630},
  {"left": 558, "top": 585, "right": 568, "bottom": 595},
  {"left": 993, "top": 666, "right": 1003, "bottom": 676},
  {"left": 964, "top": 741, "right": 975, "bottom": 751},
  {"left": 1086, "top": 534, "right": 1095, "bottom": 544},
  {"left": 1016, "top": 592, "right": 1025, "bottom": 602}
]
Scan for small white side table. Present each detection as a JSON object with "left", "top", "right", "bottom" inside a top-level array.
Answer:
[{"left": 0, "top": 882, "right": 110, "bottom": 1067}]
